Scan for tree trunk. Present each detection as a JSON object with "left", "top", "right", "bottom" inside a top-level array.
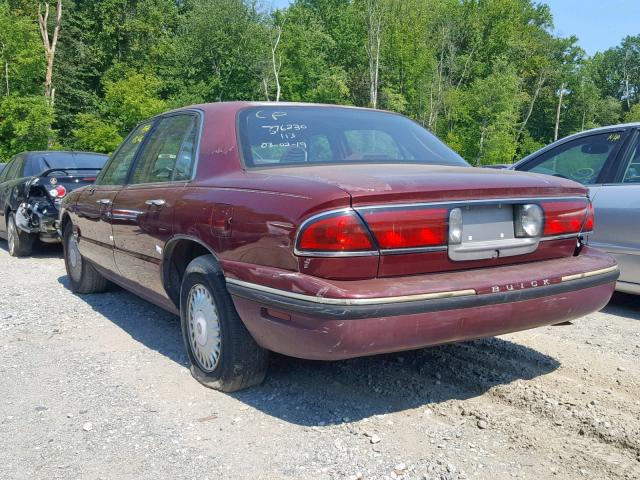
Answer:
[
  {"left": 38, "top": 1, "right": 63, "bottom": 147},
  {"left": 554, "top": 82, "right": 566, "bottom": 142},
  {"left": 366, "top": 0, "right": 383, "bottom": 109},
  {"left": 38, "top": 1, "right": 62, "bottom": 106},
  {"left": 0, "top": 42, "right": 8, "bottom": 96},
  {"left": 516, "top": 71, "right": 546, "bottom": 145},
  {"left": 270, "top": 24, "right": 282, "bottom": 102}
]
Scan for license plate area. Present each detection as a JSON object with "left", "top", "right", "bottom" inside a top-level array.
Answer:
[{"left": 448, "top": 204, "right": 539, "bottom": 261}]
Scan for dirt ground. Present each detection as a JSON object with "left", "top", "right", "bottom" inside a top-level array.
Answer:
[{"left": 0, "top": 242, "right": 638, "bottom": 480}]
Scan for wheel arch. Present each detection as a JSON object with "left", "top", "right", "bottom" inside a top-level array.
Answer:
[
  {"left": 59, "top": 211, "right": 73, "bottom": 234},
  {"left": 162, "top": 235, "right": 223, "bottom": 309}
]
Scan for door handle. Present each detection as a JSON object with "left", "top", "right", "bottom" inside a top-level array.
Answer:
[
  {"left": 145, "top": 199, "right": 166, "bottom": 207},
  {"left": 96, "top": 199, "right": 112, "bottom": 205}
]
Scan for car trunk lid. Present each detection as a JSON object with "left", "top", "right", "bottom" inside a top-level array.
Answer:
[{"left": 276, "top": 164, "right": 590, "bottom": 278}]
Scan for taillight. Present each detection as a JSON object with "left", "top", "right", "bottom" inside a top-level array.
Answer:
[
  {"left": 583, "top": 201, "right": 595, "bottom": 232},
  {"left": 48, "top": 185, "right": 67, "bottom": 198},
  {"left": 541, "top": 200, "right": 589, "bottom": 236},
  {"left": 297, "top": 211, "right": 374, "bottom": 252},
  {"left": 360, "top": 207, "right": 448, "bottom": 249}
]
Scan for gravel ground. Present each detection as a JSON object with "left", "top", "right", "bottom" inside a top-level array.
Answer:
[{"left": 0, "top": 242, "right": 639, "bottom": 480}]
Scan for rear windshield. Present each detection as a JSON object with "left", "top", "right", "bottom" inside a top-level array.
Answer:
[
  {"left": 238, "top": 106, "right": 468, "bottom": 168},
  {"left": 25, "top": 152, "right": 108, "bottom": 177}
]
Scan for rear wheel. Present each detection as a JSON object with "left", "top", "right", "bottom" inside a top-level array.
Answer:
[
  {"left": 63, "top": 222, "right": 109, "bottom": 294},
  {"left": 7, "top": 213, "right": 34, "bottom": 257},
  {"left": 180, "top": 255, "right": 269, "bottom": 392}
]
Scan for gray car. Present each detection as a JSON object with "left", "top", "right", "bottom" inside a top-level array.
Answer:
[{"left": 510, "top": 123, "right": 640, "bottom": 294}]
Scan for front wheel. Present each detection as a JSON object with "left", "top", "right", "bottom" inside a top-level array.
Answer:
[
  {"left": 63, "top": 222, "right": 109, "bottom": 294},
  {"left": 180, "top": 255, "right": 269, "bottom": 392},
  {"left": 7, "top": 213, "right": 34, "bottom": 257}
]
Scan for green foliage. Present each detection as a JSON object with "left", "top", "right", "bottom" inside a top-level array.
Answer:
[
  {"left": 102, "top": 70, "right": 167, "bottom": 132},
  {"left": 1, "top": 0, "right": 640, "bottom": 165},
  {"left": 0, "top": 1, "right": 43, "bottom": 97},
  {"left": 624, "top": 103, "right": 640, "bottom": 123},
  {"left": 0, "top": 95, "right": 53, "bottom": 160},
  {"left": 70, "top": 113, "right": 122, "bottom": 153}
]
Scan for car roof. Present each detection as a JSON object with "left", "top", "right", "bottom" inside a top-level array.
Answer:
[
  {"left": 514, "top": 123, "right": 639, "bottom": 168},
  {"left": 163, "top": 101, "right": 395, "bottom": 118},
  {"left": 22, "top": 150, "right": 108, "bottom": 157}
]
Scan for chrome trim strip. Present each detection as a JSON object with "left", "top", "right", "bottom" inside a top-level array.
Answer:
[
  {"left": 380, "top": 246, "right": 447, "bottom": 255},
  {"left": 293, "top": 249, "right": 379, "bottom": 258},
  {"left": 561, "top": 266, "right": 619, "bottom": 283},
  {"left": 540, "top": 233, "right": 579, "bottom": 242},
  {"left": 225, "top": 277, "right": 476, "bottom": 305},
  {"left": 353, "top": 196, "right": 588, "bottom": 211}
]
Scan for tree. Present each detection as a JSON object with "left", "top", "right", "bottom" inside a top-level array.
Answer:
[
  {"left": 364, "top": 0, "right": 385, "bottom": 109},
  {"left": 0, "top": 95, "right": 53, "bottom": 160},
  {"left": 37, "top": 0, "right": 62, "bottom": 107}
]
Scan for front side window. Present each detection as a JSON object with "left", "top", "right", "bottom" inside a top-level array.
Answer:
[
  {"left": 130, "top": 114, "right": 198, "bottom": 184},
  {"left": 97, "top": 122, "right": 153, "bottom": 186},
  {"left": 238, "top": 106, "right": 467, "bottom": 168},
  {"left": 524, "top": 132, "right": 623, "bottom": 184}
]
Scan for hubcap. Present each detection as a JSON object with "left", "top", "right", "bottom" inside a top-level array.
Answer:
[
  {"left": 67, "top": 233, "right": 82, "bottom": 281},
  {"left": 7, "top": 217, "right": 16, "bottom": 254},
  {"left": 187, "top": 284, "right": 221, "bottom": 372}
]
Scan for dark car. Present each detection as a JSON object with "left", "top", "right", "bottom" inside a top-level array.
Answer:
[
  {"left": 0, "top": 151, "right": 108, "bottom": 256},
  {"left": 508, "top": 124, "right": 640, "bottom": 294},
  {"left": 59, "top": 102, "right": 618, "bottom": 392}
]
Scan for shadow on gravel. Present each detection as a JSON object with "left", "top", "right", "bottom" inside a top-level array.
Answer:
[
  {"left": 0, "top": 238, "right": 63, "bottom": 259},
  {"left": 59, "top": 274, "right": 561, "bottom": 426},
  {"left": 57, "top": 275, "right": 189, "bottom": 367},
  {"left": 233, "top": 339, "right": 560, "bottom": 426},
  {"left": 601, "top": 292, "right": 640, "bottom": 321}
]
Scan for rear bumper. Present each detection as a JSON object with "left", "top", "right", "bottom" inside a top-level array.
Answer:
[
  {"left": 225, "top": 248, "right": 618, "bottom": 360},
  {"left": 16, "top": 201, "right": 59, "bottom": 239}
]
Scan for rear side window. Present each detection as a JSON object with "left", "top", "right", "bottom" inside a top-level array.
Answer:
[
  {"left": 3, "top": 155, "right": 24, "bottom": 180},
  {"left": 97, "top": 123, "right": 153, "bottom": 186},
  {"left": 130, "top": 114, "right": 198, "bottom": 184},
  {"left": 0, "top": 160, "right": 12, "bottom": 182},
  {"left": 238, "top": 106, "right": 467, "bottom": 168},
  {"left": 23, "top": 152, "right": 107, "bottom": 177}
]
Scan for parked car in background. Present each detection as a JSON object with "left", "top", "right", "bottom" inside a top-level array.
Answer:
[
  {"left": 509, "top": 124, "right": 640, "bottom": 294},
  {"left": 0, "top": 151, "right": 108, "bottom": 256},
  {"left": 59, "top": 102, "right": 618, "bottom": 392}
]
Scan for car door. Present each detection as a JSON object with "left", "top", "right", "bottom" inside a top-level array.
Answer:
[
  {"left": 515, "top": 130, "right": 627, "bottom": 187},
  {"left": 111, "top": 112, "right": 199, "bottom": 299},
  {"left": 586, "top": 128, "right": 640, "bottom": 291},
  {"left": 0, "top": 154, "right": 26, "bottom": 237},
  {"left": 75, "top": 122, "right": 154, "bottom": 273}
]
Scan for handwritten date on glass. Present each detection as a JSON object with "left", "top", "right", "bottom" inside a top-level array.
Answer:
[{"left": 260, "top": 141, "right": 308, "bottom": 149}]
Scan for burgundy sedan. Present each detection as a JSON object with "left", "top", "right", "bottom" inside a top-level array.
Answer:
[{"left": 59, "top": 102, "right": 618, "bottom": 391}]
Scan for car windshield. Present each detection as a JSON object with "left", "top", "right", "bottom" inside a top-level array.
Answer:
[
  {"left": 238, "top": 106, "right": 468, "bottom": 168},
  {"left": 26, "top": 152, "right": 108, "bottom": 176}
]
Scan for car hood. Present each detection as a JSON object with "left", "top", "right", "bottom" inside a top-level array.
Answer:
[{"left": 257, "top": 164, "right": 587, "bottom": 205}]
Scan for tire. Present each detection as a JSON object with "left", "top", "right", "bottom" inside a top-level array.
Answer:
[
  {"left": 180, "top": 255, "right": 269, "bottom": 392},
  {"left": 7, "top": 213, "right": 34, "bottom": 257},
  {"left": 63, "top": 222, "right": 109, "bottom": 294}
]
